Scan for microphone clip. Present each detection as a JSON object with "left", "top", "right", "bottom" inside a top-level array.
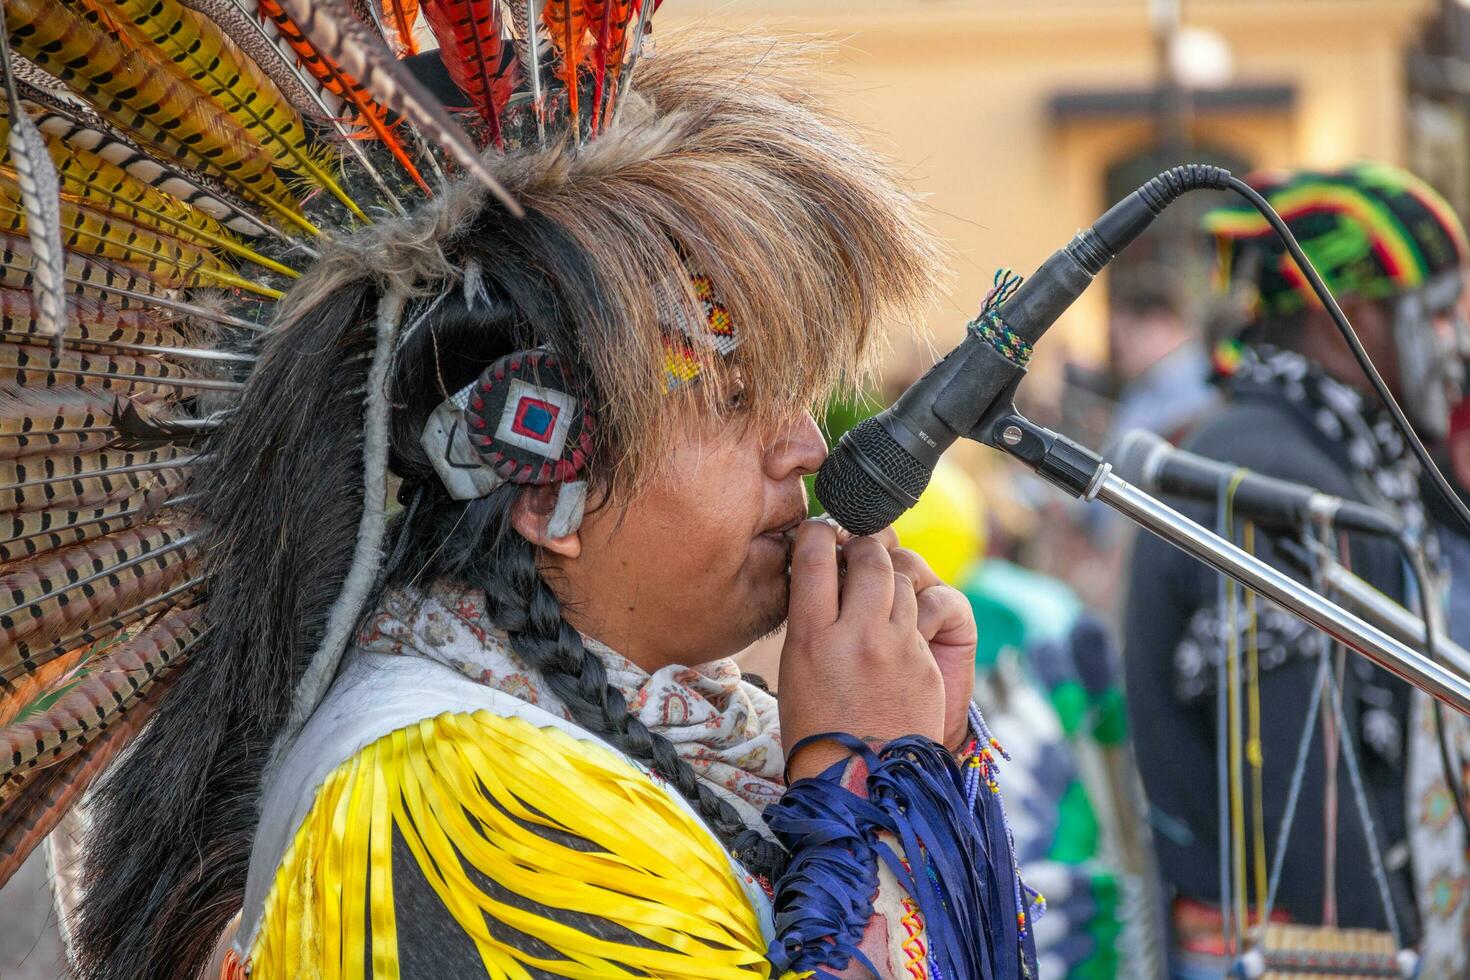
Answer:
[{"left": 985, "top": 411, "right": 1111, "bottom": 502}]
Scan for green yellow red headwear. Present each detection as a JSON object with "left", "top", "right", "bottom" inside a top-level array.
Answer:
[{"left": 1202, "top": 162, "right": 1468, "bottom": 317}]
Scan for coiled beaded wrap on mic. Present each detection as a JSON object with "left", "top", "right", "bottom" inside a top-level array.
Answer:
[{"left": 815, "top": 166, "right": 1235, "bottom": 538}]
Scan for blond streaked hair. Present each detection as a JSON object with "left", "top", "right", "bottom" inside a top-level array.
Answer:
[{"left": 279, "top": 30, "right": 942, "bottom": 488}]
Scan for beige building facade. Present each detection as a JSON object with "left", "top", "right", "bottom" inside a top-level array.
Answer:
[{"left": 664, "top": 0, "right": 1437, "bottom": 367}]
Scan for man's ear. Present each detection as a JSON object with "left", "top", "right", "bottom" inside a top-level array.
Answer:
[{"left": 510, "top": 484, "right": 582, "bottom": 558}]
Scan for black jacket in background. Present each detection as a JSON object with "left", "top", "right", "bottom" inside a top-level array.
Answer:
[{"left": 1122, "top": 386, "right": 1419, "bottom": 940}]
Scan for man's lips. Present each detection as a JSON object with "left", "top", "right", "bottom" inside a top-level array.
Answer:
[{"left": 758, "top": 511, "right": 807, "bottom": 546}]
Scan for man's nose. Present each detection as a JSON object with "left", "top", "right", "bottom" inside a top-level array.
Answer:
[{"left": 765, "top": 412, "right": 828, "bottom": 480}]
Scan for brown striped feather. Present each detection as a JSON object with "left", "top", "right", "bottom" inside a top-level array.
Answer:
[
  {"left": 0, "top": 481, "right": 177, "bottom": 564},
  {"left": 0, "top": 606, "right": 202, "bottom": 777},
  {"left": 0, "top": 647, "right": 85, "bottom": 728},
  {"left": 0, "top": 290, "right": 187, "bottom": 352},
  {"left": 0, "top": 446, "right": 192, "bottom": 508},
  {"left": 10, "top": 574, "right": 203, "bottom": 685},
  {"left": 0, "top": 346, "right": 192, "bottom": 396},
  {"left": 0, "top": 667, "right": 179, "bottom": 885},
  {"left": 0, "top": 454, "right": 186, "bottom": 516},
  {"left": 0, "top": 234, "right": 178, "bottom": 305},
  {"left": 0, "top": 523, "right": 197, "bottom": 678}
]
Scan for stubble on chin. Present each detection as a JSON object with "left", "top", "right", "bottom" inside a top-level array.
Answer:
[{"left": 732, "top": 574, "right": 790, "bottom": 651}]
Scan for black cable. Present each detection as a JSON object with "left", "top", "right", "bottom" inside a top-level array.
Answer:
[
  {"left": 1225, "top": 176, "right": 1470, "bottom": 542},
  {"left": 1398, "top": 537, "right": 1470, "bottom": 845},
  {"left": 1227, "top": 169, "right": 1470, "bottom": 859}
]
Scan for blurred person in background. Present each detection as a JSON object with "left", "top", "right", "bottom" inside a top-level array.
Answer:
[
  {"left": 1121, "top": 162, "right": 1469, "bottom": 976},
  {"left": 1016, "top": 268, "right": 1218, "bottom": 623},
  {"left": 1105, "top": 267, "right": 1219, "bottom": 446}
]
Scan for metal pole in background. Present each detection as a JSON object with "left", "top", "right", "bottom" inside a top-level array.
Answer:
[
  {"left": 1148, "top": 0, "right": 1195, "bottom": 278},
  {"left": 1096, "top": 472, "right": 1470, "bottom": 713}
]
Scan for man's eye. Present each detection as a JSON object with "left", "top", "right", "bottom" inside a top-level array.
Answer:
[{"left": 725, "top": 386, "right": 748, "bottom": 411}]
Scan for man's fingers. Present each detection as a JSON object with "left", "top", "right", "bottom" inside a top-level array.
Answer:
[
  {"left": 916, "top": 585, "right": 978, "bottom": 646},
  {"left": 834, "top": 522, "right": 899, "bottom": 552},
  {"left": 887, "top": 547, "right": 941, "bottom": 593},
  {"left": 840, "top": 535, "right": 896, "bottom": 615},
  {"left": 890, "top": 572, "right": 919, "bottom": 630},
  {"left": 788, "top": 519, "right": 840, "bottom": 630}
]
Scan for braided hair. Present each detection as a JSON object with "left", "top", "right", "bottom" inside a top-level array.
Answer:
[
  {"left": 380, "top": 220, "right": 788, "bottom": 882},
  {"left": 381, "top": 484, "right": 787, "bottom": 880},
  {"left": 75, "top": 34, "right": 945, "bottom": 977}
]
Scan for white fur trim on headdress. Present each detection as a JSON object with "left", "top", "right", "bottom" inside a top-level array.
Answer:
[{"left": 270, "top": 285, "right": 406, "bottom": 777}]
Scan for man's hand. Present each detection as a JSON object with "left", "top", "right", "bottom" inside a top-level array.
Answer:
[
  {"left": 778, "top": 520, "right": 945, "bottom": 782},
  {"left": 887, "top": 548, "right": 977, "bottom": 751},
  {"left": 837, "top": 524, "right": 979, "bottom": 752}
]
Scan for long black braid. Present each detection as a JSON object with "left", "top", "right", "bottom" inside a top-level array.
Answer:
[{"left": 381, "top": 485, "right": 788, "bottom": 882}]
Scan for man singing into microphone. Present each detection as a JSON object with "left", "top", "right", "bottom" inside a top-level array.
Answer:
[
  {"left": 1121, "top": 163, "right": 1469, "bottom": 976},
  {"left": 70, "top": 31, "right": 1042, "bottom": 980}
]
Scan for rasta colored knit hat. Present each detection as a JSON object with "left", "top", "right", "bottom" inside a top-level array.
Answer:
[{"left": 1203, "top": 161, "right": 1468, "bottom": 317}]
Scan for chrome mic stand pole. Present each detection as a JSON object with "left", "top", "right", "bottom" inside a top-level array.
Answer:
[
  {"left": 987, "top": 412, "right": 1470, "bottom": 716},
  {"left": 1302, "top": 552, "right": 1470, "bottom": 681}
]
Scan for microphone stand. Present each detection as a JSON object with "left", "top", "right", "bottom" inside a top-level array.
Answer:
[
  {"left": 1276, "top": 540, "right": 1470, "bottom": 681},
  {"left": 984, "top": 411, "right": 1470, "bottom": 716}
]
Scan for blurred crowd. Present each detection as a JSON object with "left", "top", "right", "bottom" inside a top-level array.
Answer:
[{"left": 761, "top": 160, "right": 1470, "bottom": 978}]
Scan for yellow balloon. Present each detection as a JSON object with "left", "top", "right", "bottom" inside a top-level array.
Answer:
[{"left": 890, "top": 457, "right": 987, "bottom": 583}]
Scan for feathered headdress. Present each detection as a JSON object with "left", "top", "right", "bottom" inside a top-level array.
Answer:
[{"left": 0, "top": 2, "right": 940, "bottom": 974}]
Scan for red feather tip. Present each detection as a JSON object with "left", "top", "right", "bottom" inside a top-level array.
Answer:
[
  {"left": 543, "top": 0, "right": 592, "bottom": 124},
  {"left": 421, "top": 0, "right": 519, "bottom": 145},
  {"left": 259, "top": 0, "right": 431, "bottom": 191},
  {"left": 380, "top": 0, "right": 422, "bottom": 56},
  {"left": 588, "top": 0, "right": 638, "bottom": 132}
]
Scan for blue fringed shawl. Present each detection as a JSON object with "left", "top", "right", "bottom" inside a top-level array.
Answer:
[{"left": 765, "top": 733, "right": 1039, "bottom": 979}]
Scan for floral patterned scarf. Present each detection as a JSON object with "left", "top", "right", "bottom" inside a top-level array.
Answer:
[{"left": 355, "top": 579, "right": 787, "bottom": 831}]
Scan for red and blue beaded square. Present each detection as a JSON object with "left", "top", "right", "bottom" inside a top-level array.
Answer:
[{"left": 495, "top": 378, "right": 576, "bottom": 460}]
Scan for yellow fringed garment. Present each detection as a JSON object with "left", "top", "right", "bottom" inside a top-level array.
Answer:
[{"left": 250, "top": 709, "right": 809, "bottom": 979}]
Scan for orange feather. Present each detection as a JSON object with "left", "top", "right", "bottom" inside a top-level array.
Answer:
[
  {"left": 420, "top": 0, "right": 518, "bottom": 145},
  {"left": 258, "top": 0, "right": 431, "bottom": 193},
  {"left": 380, "top": 0, "right": 421, "bottom": 56},
  {"left": 543, "top": 0, "right": 591, "bottom": 125}
]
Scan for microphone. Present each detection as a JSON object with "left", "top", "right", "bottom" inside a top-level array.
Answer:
[
  {"left": 815, "top": 165, "right": 1231, "bottom": 535},
  {"left": 1112, "top": 428, "right": 1403, "bottom": 539}
]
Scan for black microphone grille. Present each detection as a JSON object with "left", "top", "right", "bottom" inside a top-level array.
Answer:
[{"left": 815, "top": 416, "right": 933, "bottom": 536}]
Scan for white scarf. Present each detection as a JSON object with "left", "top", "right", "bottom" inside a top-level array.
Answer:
[{"left": 356, "top": 579, "right": 786, "bottom": 830}]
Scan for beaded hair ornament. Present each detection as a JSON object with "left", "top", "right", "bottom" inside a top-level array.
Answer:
[{"left": 420, "top": 271, "right": 740, "bottom": 533}]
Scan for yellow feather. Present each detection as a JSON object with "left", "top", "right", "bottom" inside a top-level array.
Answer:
[
  {"left": 0, "top": 182, "right": 281, "bottom": 298},
  {"left": 4, "top": 0, "right": 318, "bottom": 237},
  {"left": 90, "top": 0, "right": 367, "bottom": 223},
  {"left": 0, "top": 109, "right": 300, "bottom": 279}
]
